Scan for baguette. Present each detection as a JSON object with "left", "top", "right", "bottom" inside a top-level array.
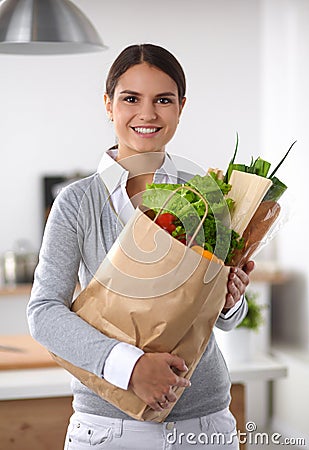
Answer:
[{"left": 230, "top": 200, "right": 281, "bottom": 267}]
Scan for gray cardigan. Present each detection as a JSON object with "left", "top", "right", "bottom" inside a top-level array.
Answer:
[{"left": 27, "top": 171, "right": 247, "bottom": 421}]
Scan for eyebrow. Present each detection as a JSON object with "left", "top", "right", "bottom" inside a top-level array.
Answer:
[{"left": 119, "top": 90, "right": 176, "bottom": 97}]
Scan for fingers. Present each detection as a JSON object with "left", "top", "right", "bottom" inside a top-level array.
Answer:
[
  {"left": 167, "top": 354, "right": 188, "bottom": 373},
  {"left": 150, "top": 358, "right": 190, "bottom": 411},
  {"left": 154, "top": 381, "right": 188, "bottom": 411},
  {"left": 224, "top": 294, "right": 236, "bottom": 309},
  {"left": 229, "top": 267, "right": 249, "bottom": 288},
  {"left": 224, "top": 268, "right": 249, "bottom": 308},
  {"left": 166, "top": 355, "right": 191, "bottom": 388},
  {"left": 224, "top": 262, "right": 254, "bottom": 310},
  {"left": 151, "top": 400, "right": 166, "bottom": 412},
  {"left": 129, "top": 352, "right": 191, "bottom": 412},
  {"left": 230, "top": 267, "right": 250, "bottom": 291},
  {"left": 175, "top": 375, "right": 191, "bottom": 388},
  {"left": 165, "top": 388, "right": 178, "bottom": 403},
  {"left": 156, "top": 388, "right": 178, "bottom": 410},
  {"left": 243, "top": 260, "right": 255, "bottom": 275},
  {"left": 225, "top": 269, "right": 244, "bottom": 307},
  {"left": 150, "top": 380, "right": 190, "bottom": 411},
  {"left": 228, "top": 274, "right": 245, "bottom": 297}
]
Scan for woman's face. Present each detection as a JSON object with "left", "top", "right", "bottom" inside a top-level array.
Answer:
[{"left": 104, "top": 62, "right": 186, "bottom": 159}]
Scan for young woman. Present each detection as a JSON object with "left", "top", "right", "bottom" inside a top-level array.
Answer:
[{"left": 27, "top": 44, "right": 254, "bottom": 450}]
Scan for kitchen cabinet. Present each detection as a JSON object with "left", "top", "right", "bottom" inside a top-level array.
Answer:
[
  {"left": 0, "top": 397, "right": 73, "bottom": 450},
  {"left": 0, "top": 335, "right": 73, "bottom": 450}
]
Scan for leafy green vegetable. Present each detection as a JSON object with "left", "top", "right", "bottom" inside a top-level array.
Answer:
[
  {"left": 224, "top": 131, "right": 239, "bottom": 183},
  {"left": 263, "top": 177, "right": 287, "bottom": 202},
  {"left": 142, "top": 172, "right": 244, "bottom": 264},
  {"left": 224, "top": 134, "right": 295, "bottom": 202},
  {"left": 142, "top": 136, "right": 294, "bottom": 265},
  {"left": 249, "top": 157, "right": 271, "bottom": 177},
  {"left": 226, "top": 156, "right": 271, "bottom": 181}
]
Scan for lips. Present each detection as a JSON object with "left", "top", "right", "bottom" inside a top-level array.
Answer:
[{"left": 131, "top": 126, "right": 162, "bottom": 135}]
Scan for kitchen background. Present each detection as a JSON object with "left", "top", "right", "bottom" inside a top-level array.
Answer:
[{"left": 0, "top": 0, "right": 308, "bottom": 446}]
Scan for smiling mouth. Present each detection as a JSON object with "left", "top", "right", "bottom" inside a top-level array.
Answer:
[{"left": 131, "top": 126, "right": 162, "bottom": 135}]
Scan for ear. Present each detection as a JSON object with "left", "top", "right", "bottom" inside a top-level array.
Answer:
[
  {"left": 179, "top": 97, "right": 186, "bottom": 117},
  {"left": 104, "top": 93, "right": 113, "bottom": 120}
]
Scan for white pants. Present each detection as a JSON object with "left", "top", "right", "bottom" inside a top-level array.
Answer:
[{"left": 64, "top": 407, "right": 239, "bottom": 450}]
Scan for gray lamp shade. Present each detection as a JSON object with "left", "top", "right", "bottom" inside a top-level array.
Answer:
[{"left": 0, "top": 0, "right": 107, "bottom": 54}]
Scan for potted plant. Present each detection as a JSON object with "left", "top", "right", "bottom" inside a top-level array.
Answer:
[
  {"left": 237, "top": 291, "right": 265, "bottom": 332},
  {"left": 215, "top": 290, "right": 266, "bottom": 364}
]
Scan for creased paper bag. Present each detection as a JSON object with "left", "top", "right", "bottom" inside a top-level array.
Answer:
[{"left": 51, "top": 207, "right": 230, "bottom": 422}]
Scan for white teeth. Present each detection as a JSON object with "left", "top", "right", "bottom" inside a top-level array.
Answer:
[{"left": 133, "top": 127, "right": 159, "bottom": 134}]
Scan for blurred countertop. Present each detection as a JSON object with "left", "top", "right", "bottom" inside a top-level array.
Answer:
[{"left": 0, "top": 335, "right": 287, "bottom": 401}]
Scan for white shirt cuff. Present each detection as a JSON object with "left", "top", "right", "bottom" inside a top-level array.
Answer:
[
  {"left": 103, "top": 342, "right": 144, "bottom": 390},
  {"left": 220, "top": 295, "right": 244, "bottom": 319}
]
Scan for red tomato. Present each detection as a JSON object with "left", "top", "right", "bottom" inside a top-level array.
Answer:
[{"left": 155, "top": 213, "right": 177, "bottom": 233}]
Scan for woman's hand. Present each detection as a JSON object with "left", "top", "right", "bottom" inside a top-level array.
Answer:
[
  {"left": 222, "top": 260, "right": 255, "bottom": 313},
  {"left": 129, "top": 352, "right": 191, "bottom": 411}
]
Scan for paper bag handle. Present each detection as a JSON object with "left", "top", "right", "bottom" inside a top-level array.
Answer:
[{"left": 153, "top": 185, "right": 208, "bottom": 248}]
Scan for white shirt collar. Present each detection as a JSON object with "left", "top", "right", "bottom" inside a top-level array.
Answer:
[{"left": 97, "top": 148, "right": 178, "bottom": 193}]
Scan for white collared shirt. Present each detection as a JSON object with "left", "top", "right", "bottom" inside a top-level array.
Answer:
[
  {"left": 98, "top": 148, "right": 242, "bottom": 390},
  {"left": 97, "top": 148, "right": 178, "bottom": 226}
]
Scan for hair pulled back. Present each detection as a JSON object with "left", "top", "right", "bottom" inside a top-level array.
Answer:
[{"left": 105, "top": 44, "right": 186, "bottom": 104}]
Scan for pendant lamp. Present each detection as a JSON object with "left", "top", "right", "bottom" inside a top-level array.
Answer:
[{"left": 0, "top": 0, "right": 106, "bottom": 54}]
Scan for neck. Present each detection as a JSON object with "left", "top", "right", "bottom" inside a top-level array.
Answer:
[
  {"left": 115, "top": 148, "right": 166, "bottom": 203},
  {"left": 126, "top": 173, "right": 154, "bottom": 205},
  {"left": 116, "top": 149, "right": 165, "bottom": 177}
]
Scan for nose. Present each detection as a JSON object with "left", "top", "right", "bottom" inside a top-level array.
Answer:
[{"left": 138, "top": 100, "right": 157, "bottom": 121}]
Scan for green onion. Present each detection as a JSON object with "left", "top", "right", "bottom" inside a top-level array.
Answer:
[
  {"left": 251, "top": 157, "right": 271, "bottom": 177},
  {"left": 268, "top": 140, "right": 297, "bottom": 179},
  {"left": 224, "top": 132, "right": 239, "bottom": 183},
  {"left": 263, "top": 177, "right": 287, "bottom": 202}
]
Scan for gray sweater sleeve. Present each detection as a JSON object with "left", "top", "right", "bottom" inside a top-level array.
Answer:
[{"left": 27, "top": 183, "right": 119, "bottom": 377}]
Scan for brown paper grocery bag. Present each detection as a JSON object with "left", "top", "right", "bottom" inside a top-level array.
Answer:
[{"left": 51, "top": 207, "right": 230, "bottom": 422}]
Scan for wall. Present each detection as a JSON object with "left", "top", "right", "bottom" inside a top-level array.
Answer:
[
  {"left": 261, "top": 0, "right": 309, "bottom": 349},
  {"left": 261, "top": 0, "right": 308, "bottom": 271},
  {"left": 260, "top": 0, "right": 309, "bottom": 440},
  {"left": 0, "top": 0, "right": 262, "bottom": 256}
]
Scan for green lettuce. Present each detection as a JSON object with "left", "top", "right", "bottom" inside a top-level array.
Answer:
[{"left": 142, "top": 172, "right": 244, "bottom": 264}]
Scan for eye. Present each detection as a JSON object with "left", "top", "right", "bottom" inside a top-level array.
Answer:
[
  {"left": 123, "top": 96, "right": 138, "bottom": 103},
  {"left": 156, "top": 97, "right": 173, "bottom": 104}
]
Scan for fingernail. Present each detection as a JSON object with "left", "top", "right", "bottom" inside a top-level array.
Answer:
[{"left": 184, "top": 364, "right": 188, "bottom": 371}]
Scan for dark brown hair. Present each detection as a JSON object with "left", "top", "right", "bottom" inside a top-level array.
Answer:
[{"left": 105, "top": 44, "right": 186, "bottom": 104}]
